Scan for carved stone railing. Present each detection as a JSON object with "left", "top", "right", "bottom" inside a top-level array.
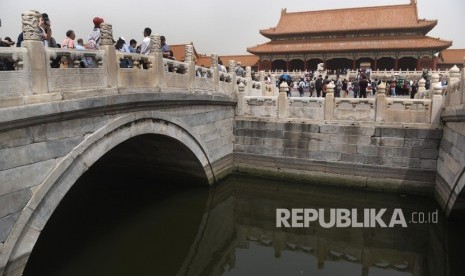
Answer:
[
  {"left": 46, "top": 48, "right": 107, "bottom": 92},
  {"left": 237, "top": 81, "right": 437, "bottom": 124},
  {"left": 0, "top": 13, "right": 244, "bottom": 109},
  {"left": 0, "top": 47, "right": 31, "bottom": 105},
  {"left": 334, "top": 98, "right": 375, "bottom": 121},
  {"left": 164, "top": 59, "right": 190, "bottom": 89},
  {"left": 193, "top": 65, "right": 214, "bottom": 92}
]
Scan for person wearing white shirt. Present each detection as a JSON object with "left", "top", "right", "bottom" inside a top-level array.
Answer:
[{"left": 139, "top": 27, "right": 152, "bottom": 55}]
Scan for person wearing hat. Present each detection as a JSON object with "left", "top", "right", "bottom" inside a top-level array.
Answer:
[
  {"left": 82, "top": 16, "right": 104, "bottom": 68},
  {"left": 87, "top": 16, "right": 104, "bottom": 50}
]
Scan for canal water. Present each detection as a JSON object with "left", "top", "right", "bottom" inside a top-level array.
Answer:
[{"left": 24, "top": 171, "right": 465, "bottom": 276}]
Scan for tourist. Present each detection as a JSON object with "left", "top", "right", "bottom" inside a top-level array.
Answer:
[
  {"left": 315, "top": 75, "right": 323, "bottom": 97},
  {"left": 410, "top": 80, "right": 418, "bottom": 99},
  {"left": 236, "top": 62, "right": 245, "bottom": 77},
  {"left": 335, "top": 75, "right": 342, "bottom": 97},
  {"left": 352, "top": 78, "right": 360, "bottom": 98},
  {"left": 115, "top": 37, "right": 130, "bottom": 68},
  {"left": 298, "top": 78, "right": 305, "bottom": 97},
  {"left": 75, "top": 38, "right": 85, "bottom": 50},
  {"left": 140, "top": 27, "right": 152, "bottom": 55},
  {"left": 218, "top": 59, "right": 227, "bottom": 73},
  {"left": 62, "top": 30, "right": 76, "bottom": 49},
  {"left": 87, "top": 16, "right": 103, "bottom": 50},
  {"left": 390, "top": 81, "right": 397, "bottom": 97},
  {"left": 359, "top": 75, "right": 368, "bottom": 98},
  {"left": 342, "top": 78, "right": 348, "bottom": 97},
  {"left": 39, "top": 13, "right": 52, "bottom": 47},
  {"left": 160, "top": 36, "right": 170, "bottom": 58},
  {"left": 128, "top": 39, "right": 137, "bottom": 53}
]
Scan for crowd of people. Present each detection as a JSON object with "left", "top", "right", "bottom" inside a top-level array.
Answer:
[
  {"left": 271, "top": 71, "right": 439, "bottom": 99},
  {"left": 0, "top": 12, "right": 173, "bottom": 70}
]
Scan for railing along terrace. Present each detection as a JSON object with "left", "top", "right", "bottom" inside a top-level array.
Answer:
[
  {"left": 443, "top": 64, "right": 464, "bottom": 107},
  {"left": 0, "top": 47, "right": 31, "bottom": 102},
  {"left": 0, "top": 11, "right": 245, "bottom": 108},
  {"left": 237, "top": 70, "right": 455, "bottom": 125}
]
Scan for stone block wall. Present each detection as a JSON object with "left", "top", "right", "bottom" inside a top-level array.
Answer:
[
  {"left": 234, "top": 119, "right": 442, "bottom": 194},
  {"left": 435, "top": 121, "right": 465, "bottom": 215}
]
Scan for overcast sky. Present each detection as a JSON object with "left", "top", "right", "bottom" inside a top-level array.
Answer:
[{"left": 1, "top": 0, "right": 463, "bottom": 55}]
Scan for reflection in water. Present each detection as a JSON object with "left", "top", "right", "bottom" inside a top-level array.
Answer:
[{"left": 25, "top": 173, "right": 464, "bottom": 276}]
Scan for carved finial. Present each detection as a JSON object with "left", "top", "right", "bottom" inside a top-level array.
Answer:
[
  {"left": 22, "top": 10, "right": 41, "bottom": 41},
  {"left": 150, "top": 34, "right": 161, "bottom": 53},
  {"left": 281, "top": 8, "right": 287, "bottom": 14},
  {"left": 211, "top": 53, "right": 218, "bottom": 68},
  {"left": 229, "top": 60, "right": 236, "bottom": 73},
  {"left": 246, "top": 66, "right": 252, "bottom": 78},
  {"left": 99, "top": 23, "right": 113, "bottom": 46},
  {"left": 185, "top": 44, "right": 194, "bottom": 62}
]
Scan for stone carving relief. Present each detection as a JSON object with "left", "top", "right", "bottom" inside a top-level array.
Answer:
[
  {"left": 210, "top": 53, "right": 218, "bottom": 68},
  {"left": 228, "top": 60, "right": 236, "bottom": 73},
  {"left": 100, "top": 23, "right": 113, "bottom": 46},
  {"left": 21, "top": 10, "right": 41, "bottom": 41},
  {"left": 185, "top": 45, "right": 194, "bottom": 63},
  {"left": 150, "top": 35, "right": 161, "bottom": 53},
  {"left": 246, "top": 66, "right": 252, "bottom": 78}
]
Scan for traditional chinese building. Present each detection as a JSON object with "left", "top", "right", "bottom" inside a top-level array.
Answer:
[
  {"left": 247, "top": 0, "right": 452, "bottom": 72},
  {"left": 437, "top": 49, "right": 465, "bottom": 71}
]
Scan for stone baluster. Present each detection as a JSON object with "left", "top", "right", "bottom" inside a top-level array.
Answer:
[
  {"left": 99, "top": 23, "right": 118, "bottom": 88},
  {"left": 150, "top": 34, "right": 165, "bottom": 88},
  {"left": 324, "top": 82, "right": 335, "bottom": 120},
  {"left": 375, "top": 82, "right": 387, "bottom": 122},
  {"left": 236, "top": 82, "right": 245, "bottom": 116},
  {"left": 21, "top": 10, "right": 48, "bottom": 94},
  {"left": 278, "top": 82, "right": 288, "bottom": 118},
  {"left": 431, "top": 83, "right": 444, "bottom": 124},
  {"left": 259, "top": 71, "right": 266, "bottom": 95},
  {"left": 416, "top": 78, "right": 426, "bottom": 99},
  {"left": 211, "top": 53, "right": 219, "bottom": 91},
  {"left": 229, "top": 60, "right": 237, "bottom": 92},
  {"left": 245, "top": 66, "right": 252, "bottom": 95},
  {"left": 184, "top": 44, "right": 195, "bottom": 90},
  {"left": 448, "top": 65, "right": 460, "bottom": 86},
  {"left": 429, "top": 73, "right": 439, "bottom": 99}
]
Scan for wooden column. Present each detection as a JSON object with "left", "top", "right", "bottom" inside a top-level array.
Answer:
[
  {"left": 373, "top": 59, "right": 378, "bottom": 70},
  {"left": 286, "top": 60, "right": 289, "bottom": 71},
  {"left": 394, "top": 58, "right": 399, "bottom": 71},
  {"left": 352, "top": 59, "right": 356, "bottom": 70}
]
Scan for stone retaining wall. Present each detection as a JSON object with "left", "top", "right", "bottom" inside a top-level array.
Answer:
[{"left": 234, "top": 119, "right": 442, "bottom": 194}]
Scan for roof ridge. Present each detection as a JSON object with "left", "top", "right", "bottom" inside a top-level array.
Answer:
[{"left": 282, "top": 2, "right": 413, "bottom": 16}]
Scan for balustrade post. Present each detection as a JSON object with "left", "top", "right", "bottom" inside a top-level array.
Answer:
[
  {"left": 416, "top": 78, "right": 426, "bottom": 99},
  {"left": 448, "top": 65, "right": 460, "bottom": 86},
  {"left": 324, "top": 82, "right": 335, "bottom": 120},
  {"left": 151, "top": 34, "right": 165, "bottom": 88},
  {"left": 99, "top": 23, "right": 118, "bottom": 88},
  {"left": 375, "top": 82, "right": 387, "bottom": 122},
  {"left": 184, "top": 44, "right": 195, "bottom": 90},
  {"left": 229, "top": 60, "right": 237, "bottom": 93},
  {"left": 278, "top": 82, "right": 288, "bottom": 118},
  {"left": 246, "top": 66, "right": 252, "bottom": 94},
  {"left": 431, "top": 83, "right": 444, "bottom": 124},
  {"left": 236, "top": 82, "right": 245, "bottom": 116},
  {"left": 21, "top": 10, "right": 49, "bottom": 94},
  {"left": 211, "top": 53, "right": 219, "bottom": 92},
  {"left": 259, "top": 70, "right": 266, "bottom": 95},
  {"left": 429, "top": 73, "right": 439, "bottom": 99}
]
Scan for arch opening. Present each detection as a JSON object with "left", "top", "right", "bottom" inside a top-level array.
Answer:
[{"left": 23, "top": 134, "right": 211, "bottom": 275}]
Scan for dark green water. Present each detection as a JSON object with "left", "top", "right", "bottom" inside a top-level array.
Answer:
[{"left": 24, "top": 171, "right": 465, "bottom": 276}]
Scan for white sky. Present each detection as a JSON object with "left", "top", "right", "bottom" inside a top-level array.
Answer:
[{"left": 1, "top": 0, "right": 463, "bottom": 55}]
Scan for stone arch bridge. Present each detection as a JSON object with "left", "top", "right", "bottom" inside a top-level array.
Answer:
[{"left": 1, "top": 13, "right": 465, "bottom": 275}]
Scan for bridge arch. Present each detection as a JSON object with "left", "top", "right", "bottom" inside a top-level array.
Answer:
[{"left": 2, "top": 111, "right": 215, "bottom": 274}]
